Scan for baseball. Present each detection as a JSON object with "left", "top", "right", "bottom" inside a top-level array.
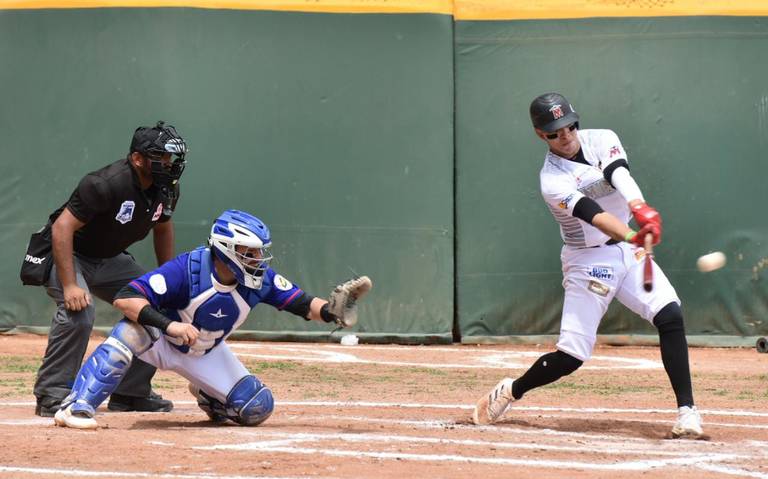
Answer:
[{"left": 696, "top": 251, "right": 726, "bottom": 273}]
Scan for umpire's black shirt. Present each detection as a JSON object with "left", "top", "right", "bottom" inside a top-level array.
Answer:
[{"left": 49, "top": 158, "right": 179, "bottom": 258}]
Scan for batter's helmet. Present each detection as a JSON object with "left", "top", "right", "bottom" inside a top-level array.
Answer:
[{"left": 529, "top": 93, "right": 580, "bottom": 133}]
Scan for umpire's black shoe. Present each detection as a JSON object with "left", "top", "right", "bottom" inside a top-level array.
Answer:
[
  {"left": 35, "top": 403, "right": 60, "bottom": 418},
  {"left": 107, "top": 391, "right": 173, "bottom": 413}
]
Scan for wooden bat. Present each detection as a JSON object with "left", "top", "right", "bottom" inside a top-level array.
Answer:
[{"left": 643, "top": 233, "right": 653, "bottom": 292}]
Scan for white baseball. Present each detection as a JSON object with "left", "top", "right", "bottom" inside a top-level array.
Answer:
[{"left": 696, "top": 251, "right": 726, "bottom": 273}]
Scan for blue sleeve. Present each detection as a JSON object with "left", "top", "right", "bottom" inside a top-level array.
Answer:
[
  {"left": 127, "top": 253, "right": 191, "bottom": 310},
  {"left": 260, "top": 268, "right": 304, "bottom": 310}
]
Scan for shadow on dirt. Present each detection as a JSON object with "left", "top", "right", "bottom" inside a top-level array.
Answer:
[{"left": 496, "top": 417, "right": 670, "bottom": 440}]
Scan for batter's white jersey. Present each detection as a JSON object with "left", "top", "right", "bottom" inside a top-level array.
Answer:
[
  {"left": 540, "top": 129, "right": 629, "bottom": 248},
  {"left": 537, "top": 129, "right": 680, "bottom": 362}
]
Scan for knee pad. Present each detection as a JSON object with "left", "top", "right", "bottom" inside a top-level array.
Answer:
[
  {"left": 110, "top": 319, "right": 155, "bottom": 356},
  {"left": 62, "top": 320, "right": 155, "bottom": 411},
  {"left": 225, "top": 376, "right": 274, "bottom": 426},
  {"left": 554, "top": 350, "right": 583, "bottom": 376},
  {"left": 653, "top": 302, "right": 684, "bottom": 335}
]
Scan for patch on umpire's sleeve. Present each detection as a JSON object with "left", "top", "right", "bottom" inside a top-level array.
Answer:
[
  {"left": 587, "top": 279, "right": 610, "bottom": 297},
  {"left": 149, "top": 274, "right": 168, "bottom": 295}
]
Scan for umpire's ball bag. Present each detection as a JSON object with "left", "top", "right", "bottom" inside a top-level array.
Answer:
[{"left": 20, "top": 223, "right": 53, "bottom": 286}]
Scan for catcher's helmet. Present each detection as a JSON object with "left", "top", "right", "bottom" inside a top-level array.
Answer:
[
  {"left": 209, "top": 210, "right": 273, "bottom": 290},
  {"left": 130, "top": 121, "right": 187, "bottom": 187},
  {"left": 529, "top": 93, "right": 580, "bottom": 133}
]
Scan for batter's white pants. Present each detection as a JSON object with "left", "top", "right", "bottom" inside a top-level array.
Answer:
[{"left": 556, "top": 242, "right": 680, "bottom": 362}]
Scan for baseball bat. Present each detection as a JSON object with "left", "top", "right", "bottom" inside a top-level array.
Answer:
[{"left": 643, "top": 233, "right": 653, "bottom": 292}]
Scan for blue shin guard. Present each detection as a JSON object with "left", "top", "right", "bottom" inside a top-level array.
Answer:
[
  {"left": 61, "top": 320, "right": 154, "bottom": 413},
  {"left": 226, "top": 375, "right": 274, "bottom": 426},
  {"left": 193, "top": 376, "right": 274, "bottom": 426}
]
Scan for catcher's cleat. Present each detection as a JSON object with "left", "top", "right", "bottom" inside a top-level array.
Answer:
[
  {"left": 671, "top": 405, "right": 703, "bottom": 439},
  {"left": 472, "top": 377, "right": 515, "bottom": 425},
  {"left": 54, "top": 402, "right": 98, "bottom": 430},
  {"left": 188, "top": 383, "right": 228, "bottom": 423}
]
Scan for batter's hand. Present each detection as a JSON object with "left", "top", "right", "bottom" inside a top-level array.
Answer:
[
  {"left": 631, "top": 223, "right": 661, "bottom": 247},
  {"left": 166, "top": 322, "right": 200, "bottom": 346},
  {"left": 632, "top": 203, "right": 662, "bottom": 228},
  {"left": 63, "top": 285, "right": 92, "bottom": 311}
]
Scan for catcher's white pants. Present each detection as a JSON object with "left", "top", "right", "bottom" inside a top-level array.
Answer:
[
  {"left": 556, "top": 242, "right": 680, "bottom": 362},
  {"left": 139, "top": 337, "right": 250, "bottom": 403}
]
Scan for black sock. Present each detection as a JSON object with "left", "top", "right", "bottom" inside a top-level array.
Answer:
[
  {"left": 654, "top": 302, "right": 694, "bottom": 408},
  {"left": 512, "top": 350, "right": 583, "bottom": 400}
]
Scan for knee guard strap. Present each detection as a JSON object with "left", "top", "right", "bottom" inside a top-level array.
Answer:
[
  {"left": 225, "top": 375, "right": 274, "bottom": 426},
  {"left": 61, "top": 320, "right": 155, "bottom": 411}
]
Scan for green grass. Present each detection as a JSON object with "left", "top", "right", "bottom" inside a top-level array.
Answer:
[
  {"left": 244, "top": 360, "right": 299, "bottom": 372},
  {"left": 0, "top": 378, "right": 31, "bottom": 397},
  {"left": 0, "top": 356, "right": 39, "bottom": 374},
  {"left": 542, "top": 380, "right": 662, "bottom": 396}
]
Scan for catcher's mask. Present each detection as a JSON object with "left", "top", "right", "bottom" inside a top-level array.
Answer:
[
  {"left": 209, "top": 209, "right": 273, "bottom": 289},
  {"left": 130, "top": 121, "right": 187, "bottom": 188}
]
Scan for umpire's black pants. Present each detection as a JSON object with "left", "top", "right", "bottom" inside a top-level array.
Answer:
[{"left": 33, "top": 252, "right": 156, "bottom": 407}]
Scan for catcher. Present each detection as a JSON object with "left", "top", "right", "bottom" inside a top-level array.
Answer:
[{"left": 53, "top": 209, "right": 372, "bottom": 429}]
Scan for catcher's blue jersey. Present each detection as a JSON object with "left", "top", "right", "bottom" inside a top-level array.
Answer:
[{"left": 128, "top": 246, "right": 303, "bottom": 356}]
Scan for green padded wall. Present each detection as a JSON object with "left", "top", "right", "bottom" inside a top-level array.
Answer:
[
  {"left": 456, "top": 17, "right": 768, "bottom": 342},
  {"left": 1, "top": 9, "right": 455, "bottom": 342}
]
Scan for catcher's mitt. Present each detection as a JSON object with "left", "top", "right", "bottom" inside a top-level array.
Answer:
[{"left": 327, "top": 276, "right": 372, "bottom": 328}]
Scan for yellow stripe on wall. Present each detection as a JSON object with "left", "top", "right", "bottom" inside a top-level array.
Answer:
[
  {"left": 0, "top": 0, "right": 453, "bottom": 14},
  {"left": 455, "top": 0, "right": 768, "bottom": 20},
  {"left": 1, "top": 0, "right": 767, "bottom": 17}
]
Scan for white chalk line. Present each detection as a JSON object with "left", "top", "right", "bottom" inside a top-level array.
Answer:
[
  {"left": 278, "top": 401, "right": 768, "bottom": 419},
  {"left": 232, "top": 344, "right": 662, "bottom": 370},
  {"left": 196, "top": 438, "right": 741, "bottom": 472},
  {"left": 2, "top": 399, "right": 767, "bottom": 419},
  {"left": 196, "top": 428, "right": 767, "bottom": 476},
  {"left": 205, "top": 430, "right": 744, "bottom": 458},
  {"left": 2, "top": 406, "right": 764, "bottom": 477},
  {"left": 0, "top": 466, "right": 319, "bottom": 479},
  {"left": 696, "top": 463, "right": 768, "bottom": 479}
]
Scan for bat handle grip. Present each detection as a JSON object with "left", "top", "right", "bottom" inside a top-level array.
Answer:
[{"left": 643, "top": 233, "right": 653, "bottom": 292}]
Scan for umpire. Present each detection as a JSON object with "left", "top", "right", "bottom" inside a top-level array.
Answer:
[{"left": 30, "top": 121, "right": 187, "bottom": 417}]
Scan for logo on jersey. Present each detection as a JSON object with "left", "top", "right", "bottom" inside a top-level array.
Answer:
[
  {"left": 549, "top": 104, "right": 564, "bottom": 120},
  {"left": 273, "top": 274, "right": 293, "bottom": 291},
  {"left": 115, "top": 201, "right": 135, "bottom": 224},
  {"left": 609, "top": 146, "right": 621, "bottom": 158},
  {"left": 589, "top": 266, "right": 614, "bottom": 281},
  {"left": 151, "top": 203, "right": 163, "bottom": 221},
  {"left": 558, "top": 193, "right": 575, "bottom": 209},
  {"left": 634, "top": 248, "right": 647, "bottom": 262},
  {"left": 587, "top": 280, "right": 610, "bottom": 297},
  {"left": 210, "top": 309, "right": 228, "bottom": 319},
  {"left": 149, "top": 274, "right": 168, "bottom": 295}
]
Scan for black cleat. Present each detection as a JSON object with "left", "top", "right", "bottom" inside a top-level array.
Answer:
[
  {"left": 107, "top": 391, "right": 173, "bottom": 413},
  {"left": 35, "top": 403, "right": 60, "bottom": 418}
]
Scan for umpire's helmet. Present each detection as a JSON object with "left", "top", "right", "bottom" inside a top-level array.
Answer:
[
  {"left": 529, "top": 93, "right": 580, "bottom": 133},
  {"left": 130, "top": 121, "right": 187, "bottom": 186}
]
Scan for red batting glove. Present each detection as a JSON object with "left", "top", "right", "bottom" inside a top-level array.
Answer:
[
  {"left": 631, "top": 203, "right": 662, "bottom": 228},
  {"left": 628, "top": 223, "right": 661, "bottom": 247}
]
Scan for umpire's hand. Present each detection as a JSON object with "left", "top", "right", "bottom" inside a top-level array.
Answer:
[{"left": 63, "top": 284, "right": 92, "bottom": 311}]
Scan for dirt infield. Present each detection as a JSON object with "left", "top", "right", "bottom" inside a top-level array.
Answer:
[{"left": 0, "top": 334, "right": 767, "bottom": 478}]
